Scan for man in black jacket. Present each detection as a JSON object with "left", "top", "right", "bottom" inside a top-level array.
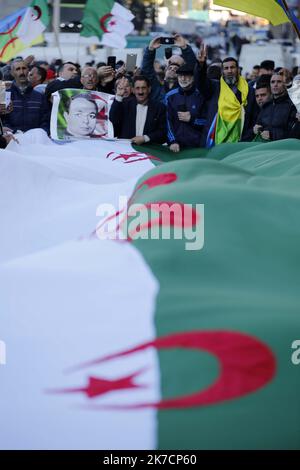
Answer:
[
  {"left": 109, "top": 75, "right": 166, "bottom": 145},
  {"left": 254, "top": 73, "right": 297, "bottom": 141},
  {"left": 165, "top": 63, "right": 207, "bottom": 152}
]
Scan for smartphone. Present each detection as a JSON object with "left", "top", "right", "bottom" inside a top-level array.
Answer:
[
  {"left": 5, "top": 91, "right": 11, "bottom": 108},
  {"left": 126, "top": 53, "right": 137, "bottom": 73},
  {"left": 165, "top": 47, "right": 172, "bottom": 60},
  {"left": 178, "top": 104, "right": 187, "bottom": 112},
  {"left": 160, "top": 37, "right": 175, "bottom": 45},
  {"left": 107, "top": 56, "right": 116, "bottom": 70}
]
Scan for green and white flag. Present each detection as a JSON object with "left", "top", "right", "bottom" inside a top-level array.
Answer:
[
  {"left": 17, "top": 0, "right": 50, "bottom": 45},
  {"left": 0, "top": 132, "right": 299, "bottom": 449},
  {"left": 81, "top": 0, "right": 134, "bottom": 49},
  {"left": 0, "top": 0, "right": 49, "bottom": 62}
]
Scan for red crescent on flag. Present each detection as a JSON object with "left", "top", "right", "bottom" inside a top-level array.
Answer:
[
  {"left": 106, "top": 151, "right": 161, "bottom": 163},
  {"left": 0, "top": 15, "right": 22, "bottom": 35},
  {"left": 99, "top": 13, "right": 113, "bottom": 33},
  {"left": 0, "top": 37, "right": 19, "bottom": 59},
  {"left": 57, "top": 330, "right": 276, "bottom": 410},
  {"left": 32, "top": 6, "right": 42, "bottom": 21}
]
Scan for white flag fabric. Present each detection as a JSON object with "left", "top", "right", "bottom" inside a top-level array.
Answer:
[
  {"left": 0, "top": 130, "right": 160, "bottom": 449},
  {"left": 17, "top": 6, "right": 47, "bottom": 45}
]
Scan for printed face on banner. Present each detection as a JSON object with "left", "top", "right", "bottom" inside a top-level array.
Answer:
[{"left": 51, "top": 89, "right": 115, "bottom": 140}]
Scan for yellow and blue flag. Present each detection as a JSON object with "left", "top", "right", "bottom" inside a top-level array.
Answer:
[
  {"left": 0, "top": 0, "right": 49, "bottom": 63},
  {"left": 214, "top": 0, "right": 300, "bottom": 27}
]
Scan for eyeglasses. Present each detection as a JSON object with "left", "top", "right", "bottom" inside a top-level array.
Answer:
[{"left": 82, "top": 74, "right": 97, "bottom": 79}]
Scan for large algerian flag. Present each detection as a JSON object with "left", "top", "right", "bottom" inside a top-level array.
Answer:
[
  {"left": 0, "top": 0, "right": 49, "bottom": 63},
  {"left": 214, "top": 0, "right": 300, "bottom": 27},
  {"left": 81, "top": 0, "right": 134, "bottom": 49},
  {"left": 0, "top": 131, "right": 299, "bottom": 449}
]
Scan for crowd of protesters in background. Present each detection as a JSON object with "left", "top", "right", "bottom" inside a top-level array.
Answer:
[{"left": 1, "top": 32, "right": 300, "bottom": 151}]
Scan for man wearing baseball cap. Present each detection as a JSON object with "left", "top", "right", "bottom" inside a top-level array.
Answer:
[{"left": 165, "top": 63, "right": 207, "bottom": 152}]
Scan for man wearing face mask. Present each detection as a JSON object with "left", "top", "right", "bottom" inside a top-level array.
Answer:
[
  {"left": 195, "top": 50, "right": 258, "bottom": 146},
  {"left": 165, "top": 64, "right": 207, "bottom": 152}
]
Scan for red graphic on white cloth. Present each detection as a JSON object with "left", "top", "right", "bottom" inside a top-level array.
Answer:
[
  {"left": 106, "top": 151, "right": 161, "bottom": 164},
  {"left": 47, "top": 331, "right": 276, "bottom": 410}
]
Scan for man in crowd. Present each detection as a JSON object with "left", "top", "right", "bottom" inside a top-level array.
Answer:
[
  {"left": 248, "top": 60, "right": 275, "bottom": 89},
  {"left": 195, "top": 49, "right": 258, "bottom": 146},
  {"left": 80, "top": 66, "right": 98, "bottom": 91},
  {"left": 255, "top": 80, "right": 272, "bottom": 110},
  {"left": 109, "top": 75, "right": 166, "bottom": 145},
  {"left": 1, "top": 59, "right": 50, "bottom": 134},
  {"left": 165, "top": 64, "right": 207, "bottom": 152},
  {"left": 141, "top": 34, "right": 197, "bottom": 102},
  {"left": 45, "top": 61, "right": 79, "bottom": 100},
  {"left": 253, "top": 72, "right": 297, "bottom": 141},
  {"left": 28, "top": 65, "right": 47, "bottom": 93},
  {"left": 259, "top": 60, "right": 275, "bottom": 77}
]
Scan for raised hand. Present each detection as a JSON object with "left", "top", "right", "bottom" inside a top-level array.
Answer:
[
  {"left": 197, "top": 44, "right": 208, "bottom": 63},
  {"left": 174, "top": 34, "right": 187, "bottom": 49},
  {"left": 177, "top": 111, "right": 191, "bottom": 122},
  {"left": 116, "top": 77, "right": 128, "bottom": 97},
  {"left": 149, "top": 36, "right": 162, "bottom": 51},
  {"left": 170, "top": 143, "right": 180, "bottom": 153}
]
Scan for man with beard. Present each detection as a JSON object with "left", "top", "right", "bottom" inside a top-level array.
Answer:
[
  {"left": 1, "top": 59, "right": 50, "bottom": 134},
  {"left": 109, "top": 75, "right": 166, "bottom": 144},
  {"left": 165, "top": 64, "right": 207, "bottom": 152},
  {"left": 195, "top": 51, "right": 258, "bottom": 146}
]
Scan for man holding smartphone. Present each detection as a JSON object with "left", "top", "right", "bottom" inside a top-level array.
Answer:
[{"left": 141, "top": 33, "right": 197, "bottom": 103}]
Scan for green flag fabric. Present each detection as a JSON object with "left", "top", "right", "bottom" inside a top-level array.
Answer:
[
  {"left": 129, "top": 139, "right": 300, "bottom": 448},
  {"left": 81, "top": 0, "right": 134, "bottom": 48}
]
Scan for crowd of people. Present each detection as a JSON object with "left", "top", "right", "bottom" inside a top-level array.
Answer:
[{"left": 1, "top": 33, "right": 300, "bottom": 151}]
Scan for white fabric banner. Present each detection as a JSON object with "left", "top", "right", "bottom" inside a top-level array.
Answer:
[
  {"left": 0, "top": 130, "right": 160, "bottom": 449},
  {"left": 50, "top": 90, "right": 115, "bottom": 141}
]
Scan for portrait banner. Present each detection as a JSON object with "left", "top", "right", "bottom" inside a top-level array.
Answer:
[{"left": 50, "top": 89, "right": 115, "bottom": 141}]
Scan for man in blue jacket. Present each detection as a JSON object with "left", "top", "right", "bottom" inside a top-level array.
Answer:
[
  {"left": 141, "top": 34, "right": 197, "bottom": 103},
  {"left": 2, "top": 59, "right": 50, "bottom": 134},
  {"left": 165, "top": 63, "right": 207, "bottom": 152}
]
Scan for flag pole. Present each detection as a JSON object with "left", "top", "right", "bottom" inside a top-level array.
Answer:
[
  {"left": 281, "top": 0, "right": 300, "bottom": 39},
  {"left": 52, "top": 0, "right": 63, "bottom": 58}
]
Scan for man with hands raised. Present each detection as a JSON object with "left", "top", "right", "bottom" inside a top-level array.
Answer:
[{"left": 141, "top": 34, "right": 197, "bottom": 102}]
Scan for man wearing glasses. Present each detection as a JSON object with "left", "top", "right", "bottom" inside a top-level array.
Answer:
[{"left": 80, "top": 66, "right": 98, "bottom": 91}]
